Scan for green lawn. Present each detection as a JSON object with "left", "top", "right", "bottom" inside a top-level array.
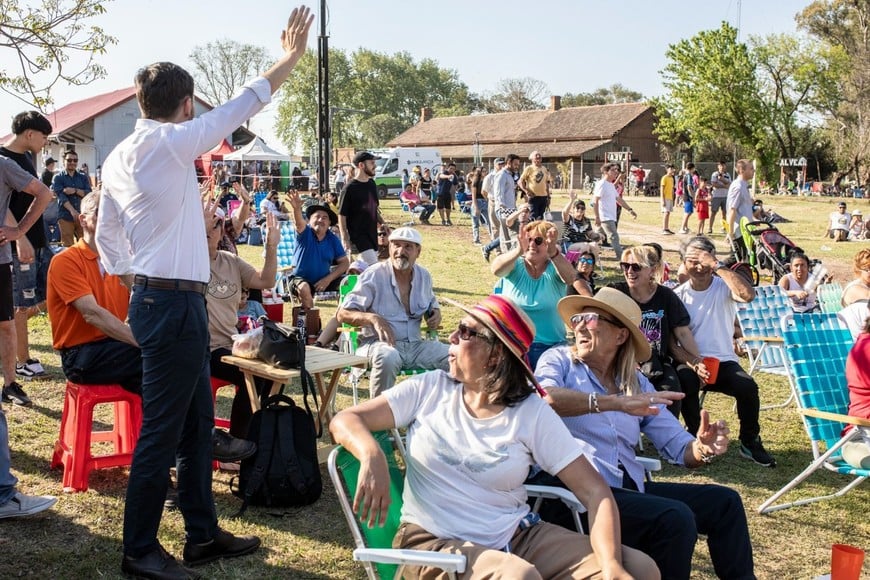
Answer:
[{"left": 2, "top": 192, "right": 867, "bottom": 579}]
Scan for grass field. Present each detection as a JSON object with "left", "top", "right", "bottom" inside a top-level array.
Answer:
[{"left": 2, "top": 191, "right": 868, "bottom": 579}]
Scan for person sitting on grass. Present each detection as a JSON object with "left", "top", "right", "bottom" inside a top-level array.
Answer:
[{"left": 285, "top": 191, "right": 348, "bottom": 311}]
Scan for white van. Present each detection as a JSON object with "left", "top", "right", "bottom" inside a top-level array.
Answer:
[{"left": 373, "top": 147, "right": 442, "bottom": 198}]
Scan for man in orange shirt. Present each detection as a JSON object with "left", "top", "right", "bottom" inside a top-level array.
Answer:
[{"left": 46, "top": 191, "right": 141, "bottom": 392}]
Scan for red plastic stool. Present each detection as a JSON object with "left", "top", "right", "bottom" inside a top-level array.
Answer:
[
  {"left": 50, "top": 381, "right": 142, "bottom": 492},
  {"left": 210, "top": 377, "right": 238, "bottom": 430}
]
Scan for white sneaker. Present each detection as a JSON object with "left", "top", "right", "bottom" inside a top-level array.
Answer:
[
  {"left": 14, "top": 363, "right": 35, "bottom": 379},
  {"left": 0, "top": 491, "right": 57, "bottom": 519},
  {"left": 24, "top": 358, "right": 45, "bottom": 376}
]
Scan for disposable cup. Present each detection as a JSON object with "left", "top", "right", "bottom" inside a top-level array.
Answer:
[
  {"left": 703, "top": 357, "right": 720, "bottom": 385},
  {"left": 831, "top": 544, "right": 865, "bottom": 580}
]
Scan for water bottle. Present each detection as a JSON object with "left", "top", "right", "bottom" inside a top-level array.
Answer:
[
  {"left": 804, "top": 264, "right": 827, "bottom": 293},
  {"left": 296, "top": 307, "right": 306, "bottom": 341}
]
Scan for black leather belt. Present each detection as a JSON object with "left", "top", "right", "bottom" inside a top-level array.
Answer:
[{"left": 133, "top": 275, "right": 207, "bottom": 295}]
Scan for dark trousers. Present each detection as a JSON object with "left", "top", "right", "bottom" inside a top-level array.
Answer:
[
  {"left": 60, "top": 338, "right": 142, "bottom": 394},
  {"left": 210, "top": 347, "right": 267, "bottom": 439},
  {"left": 648, "top": 362, "right": 682, "bottom": 418},
  {"left": 123, "top": 288, "right": 216, "bottom": 558},
  {"left": 527, "top": 471, "right": 756, "bottom": 580},
  {"left": 529, "top": 195, "right": 549, "bottom": 221},
  {"left": 677, "top": 360, "right": 761, "bottom": 444}
]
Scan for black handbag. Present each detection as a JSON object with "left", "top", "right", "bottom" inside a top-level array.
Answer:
[{"left": 258, "top": 317, "right": 304, "bottom": 369}]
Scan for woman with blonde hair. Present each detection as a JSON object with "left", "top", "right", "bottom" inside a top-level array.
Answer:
[{"left": 491, "top": 220, "right": 576, "bottom": 367}]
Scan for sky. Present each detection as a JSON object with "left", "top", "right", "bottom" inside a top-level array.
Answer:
[{"left": 2, "top": 0, "right": 814, "bottom": 155}]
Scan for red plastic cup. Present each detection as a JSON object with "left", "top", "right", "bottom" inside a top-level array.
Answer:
[
  {"left": 831, "top": 544, "right": 865, "bottom": 580},
  {"left": 702, "top": 357, "right": 720, "bottom": 385}
]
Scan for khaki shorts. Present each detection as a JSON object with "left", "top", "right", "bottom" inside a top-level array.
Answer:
[{"left": 661, "top": 199, "right": 674, "bottom": 213}]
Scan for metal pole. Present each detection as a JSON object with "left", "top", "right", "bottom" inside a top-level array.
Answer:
[{"left": 316, "top": 0, "right": 329, "bottom": 194}]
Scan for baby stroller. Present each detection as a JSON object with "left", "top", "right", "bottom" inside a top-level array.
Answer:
[{"left": 736, "top": 219, "right": 817, "bottom": 284}]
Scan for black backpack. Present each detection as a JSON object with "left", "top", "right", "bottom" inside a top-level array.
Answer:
[{"left": 232, "top": 370, "right": 323, "bottom": 513}]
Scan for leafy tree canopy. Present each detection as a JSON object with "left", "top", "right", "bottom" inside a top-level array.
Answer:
[
  {"left": 189, "top": 40, "right": 271, "bottom": 107},
  {"left": 562, "top": 84, "right": 644, "bottom": 107}
]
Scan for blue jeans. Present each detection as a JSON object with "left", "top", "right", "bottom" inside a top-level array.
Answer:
[
  {"left": 472, "top": 199, "right": 490, "bottom": 242},
  {"left": 529, "top": 196, "right": 549, "bottom": 221},
  {"left": 0, "top": 406, "right": 17, "bottom": 505},
  {"left": 123, "top": 287, "right": 216, "bottom": 557}
]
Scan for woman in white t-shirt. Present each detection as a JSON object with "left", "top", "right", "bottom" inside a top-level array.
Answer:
[
  {"left": 330, "top": 295, "right": 657, "bottom": 580},
  {"left": 778, "top": 252, "right": 819, "bottom": 313}
]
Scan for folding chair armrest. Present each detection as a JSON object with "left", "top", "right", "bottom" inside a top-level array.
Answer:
[
  {"left": 741, "top": 335, "right": 784, "bottom": 343},
  {"left": 525, "top": 484, "right": 587, "bottom": 514},
  {"left": 800, "top": 408, "right": 870, "bottom": 428},
  {"left": 353, "top": 548, "right": 466, "bottom": 573},
  {"left": 277, "top": 265, "right": 295, "bottom": 275},
  {"left": 636, "top": 456, "right": 662, "bottom": 473}
]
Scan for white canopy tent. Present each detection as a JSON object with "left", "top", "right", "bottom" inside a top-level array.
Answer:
[{"left": 223, "top": 136, "right": 290, "bottom": 162}]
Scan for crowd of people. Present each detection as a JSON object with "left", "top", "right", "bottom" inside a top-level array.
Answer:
[{"left": 0, "top": 5, "right": 868, "bottom": 578}]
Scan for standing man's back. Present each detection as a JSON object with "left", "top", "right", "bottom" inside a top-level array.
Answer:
[{"left": 95, "top": 7, "right": 314, "bottom": 579}]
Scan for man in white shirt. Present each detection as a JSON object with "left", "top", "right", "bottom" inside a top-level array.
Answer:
[
  {"left": 492, "top": 153, "right": 521, "bottom": 252},
  {"left": 674, "top": 236, "right": 776, "bottom": 468},
  {"left": 258, "top": 189, "right": 289, "bottom": 220},
  {"left": 592, "top": 162, "right": 636, "bottom": 259},
  {"left": 481, "top": 157, "right": 505, "bottom": 261},
  {"left": 96, "top": 7, "right": 313, "bottom": 578},
  {"left": 726, "top": 159, "right": 755, "bottom": 261},
  {"left": 826, "top": 201, "right": 851, "bottom": 242}
]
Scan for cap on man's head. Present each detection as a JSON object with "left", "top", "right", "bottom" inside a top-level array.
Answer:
[
  {"left": 353, "top": 151, "right": 376, "bottom": 165},
  {"left": 838, "top": 201, "right": 847, "bottom": 208},
  {"left": 44, "top": 157, "right": 56, "bottom": 166},
  {"left": 494, "top": 157, "right": 505, "bottom": 166},
  {"left": 388, "top": 226, "right": 423, "bottom": 246}
]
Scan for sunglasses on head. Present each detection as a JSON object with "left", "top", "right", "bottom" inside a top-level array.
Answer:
[
  {"left": 457, "top": 322, "right": 492, "bottom": 343},
  {"left": 579, "top": 257, "right": 595, "bottom": 265},
  {"left": 619, "top": 262, "right": 644, "bottom": 273},
  {"left": 570, "top": 312, "right": 623, "bottom": 329}
]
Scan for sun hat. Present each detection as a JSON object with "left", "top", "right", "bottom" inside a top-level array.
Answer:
[
  {"left": 853, "top": 209, "right": 862, "bottom": 216},
  {"left": 388, "top": 226, "right": 423, "bottom": 245},
  {"left": 305, "top": 204, "right": 338, "bottom": 226},
  {"left": 557, "top": 287, "right": 652, "bottom": 363},
  {"left": 442, "top": 294, "right": 546, "bottom": 396}
]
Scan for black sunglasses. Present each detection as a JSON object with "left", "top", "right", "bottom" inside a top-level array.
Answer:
[
  {"left": 620, "top": 262, "right": 643, "bottom": 273},
  {"left": 457, "top": 322, "right": 492, "bottom": 343},
  {"left": 529, "top": 237, "right": 545, "bottom": 246}
]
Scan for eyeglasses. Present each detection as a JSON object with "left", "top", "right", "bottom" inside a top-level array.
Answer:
[
  {"left": 378, "top": 231, "right": 388, "bottom": 237},
  {"left": 570, "top": 312, "right": 623, "bottom": 329},
  {"left": 457, "top": 322, "right": 492, "bottom": 343},
  {"left": 529, "top": 237, "right": 545, "bottom": 246},
  {"left": 579, "top": 257, "right": 595, "bottom": 265},
  {"left": 619, "top": 262, "right": 644, "bottom": 273}
]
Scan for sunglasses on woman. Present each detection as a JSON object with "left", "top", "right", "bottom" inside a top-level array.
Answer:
[
  {"left": 457, "top": 322, "right": 492, "bottom": 343},
  {"left": 529, "top": 237, "right": 545, "bottom": 246},
  {"left": 619, "top": 262, "right": 644, "bottom": 273},
  {"left": 578, "top": 257, "right": 594, "bottom": 265},
  {"left": 569, "top": 312, "right": 623, "bottom": 329}
]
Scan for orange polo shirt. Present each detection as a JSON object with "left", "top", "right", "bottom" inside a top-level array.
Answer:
[{"left": 46, "top": 239, "right": 131, "bottom": 349}]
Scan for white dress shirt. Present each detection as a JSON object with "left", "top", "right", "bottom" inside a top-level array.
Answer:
[{"left": 97, "top": 77, "right": 272, "bottom": 282}]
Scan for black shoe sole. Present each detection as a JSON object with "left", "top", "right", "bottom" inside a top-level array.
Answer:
[{"left": 183, "top": 539, "right": 260, "bottom": 567}]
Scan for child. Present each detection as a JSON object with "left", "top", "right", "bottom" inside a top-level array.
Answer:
[
  {"left": 695, "top": 177, "right": 710, "bottom": 235},
  {"left": 678, "top": 177, "right": 695, "bottom": 234},
  {"left": 849, "top": 210, "right": 866, "bottom": 240},
  {"left": 237, "top": 288, "right": 266, "bottom": 332}
]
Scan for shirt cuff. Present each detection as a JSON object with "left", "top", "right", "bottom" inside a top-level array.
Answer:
[{"left": 242, "top": 77, "right": 272, "bottom": 105}]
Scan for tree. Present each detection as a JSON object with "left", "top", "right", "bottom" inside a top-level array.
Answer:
[
  {"left": 189, "top": 40, "right": 271, "bottom": 106},
  {"left": 652, "top": 22, "right": 837, "bottom": 181},
  {"left": 562, "top": 84, "right": 644, "bottom": 107},
  {"left": 275, "top": 48, "right": 474, "bottom": 152},
  {"left": 477, "top": 77, "right": 549, "bottom": 113},
  {"left": 0, "top": 0, "right": 116, "bottom": 108},
  {"left": 798, "top": 0, "right": 870, "bottom": 184}
]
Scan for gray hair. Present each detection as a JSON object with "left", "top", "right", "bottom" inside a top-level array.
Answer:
[
  {"left": 680, "top": 235, "right": 716, "bottom": 261},
  {"left": 80, "top": 191, "right": 101, "bottom": 216}
]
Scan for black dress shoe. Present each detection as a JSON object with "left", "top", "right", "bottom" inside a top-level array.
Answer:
[
  {"left": 183, "top": 527, "right": 261, "bottom": 566},
  {"left": 121, "top": 546, "right": 201, "bottom": 579},
  {"left": 211, "top": 429, "right": 256, "bottom": 462}
]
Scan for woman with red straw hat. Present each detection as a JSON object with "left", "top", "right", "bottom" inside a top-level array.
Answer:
[{"left": 330, "top": 294, "right": 658, "bottom": 579}]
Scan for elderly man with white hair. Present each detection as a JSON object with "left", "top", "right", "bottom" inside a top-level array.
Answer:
[{"left": 336, "top": 226, "right": 448, "bottom": 396}]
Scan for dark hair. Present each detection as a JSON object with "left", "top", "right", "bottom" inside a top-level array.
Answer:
[
  {"left": 643, "top": 242, "right": 663, "bottom": 261},
  {"left": 477, "top": 339, "right": 534, "bottom": 407},
  {"left": 11, "top": 111, "right": 52, "bottom": 135},
  {"left": 686, "top": 162, "right": 695, "bottom": 170},
  {"left": 579, "top": 251, "right": 595, "bottom": 264},
  {"left": 506, "top": 153, "right": 520, "bottom": 164},
  {"left": 680, "top": 235, "right": 716, "bottom": 261},
  {"left": 788, "top": 251, "right": 810, "bottom": 266},
  {"left": 573, "top": 200, "right": 586, "bottom": 209},
  {"left": 135, "top": 62, "right": 195, "bottom": 120}
]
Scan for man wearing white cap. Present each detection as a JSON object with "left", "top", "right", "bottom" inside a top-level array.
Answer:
[{"left": 337, "top": 226, "right": 448, "bottom": 395}]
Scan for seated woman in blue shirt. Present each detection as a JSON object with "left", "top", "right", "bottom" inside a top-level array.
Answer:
[{"left": 531, "top": 288, "right": 755, "bottom": 580}]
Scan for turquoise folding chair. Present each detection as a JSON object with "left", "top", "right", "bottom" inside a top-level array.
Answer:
[
  {"left": 816, "top": 282, "right": 843, "bottom": 314},
  {"left": 758, "top": 313, "right": 868, "bottom": 514}
]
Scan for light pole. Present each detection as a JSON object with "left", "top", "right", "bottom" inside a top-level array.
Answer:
[{"left": 328, "top": 106, "right": 369, "bottom": 181}]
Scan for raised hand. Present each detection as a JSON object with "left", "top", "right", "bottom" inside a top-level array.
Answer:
[{"left": 280, "top": 6, "right": 314, "bottom": 58}]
